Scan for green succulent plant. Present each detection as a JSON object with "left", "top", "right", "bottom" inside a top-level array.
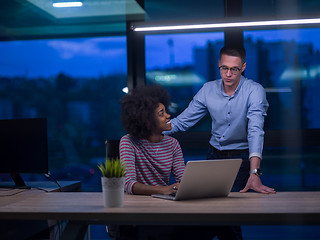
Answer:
[{"left": 98, "top": 158, "right": 125, "bottom": 178}]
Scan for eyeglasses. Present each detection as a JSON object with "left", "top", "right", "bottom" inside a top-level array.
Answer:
[{"left": 218, "top": 66, "right": 242, "bottom": 75}]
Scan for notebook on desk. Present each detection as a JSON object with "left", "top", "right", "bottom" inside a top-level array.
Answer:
[{"left": 152, "top": 159, "right": 242, "bottom": 201}]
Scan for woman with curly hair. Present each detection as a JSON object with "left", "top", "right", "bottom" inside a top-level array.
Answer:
[
  {"left": 116, "top": 85, "right": 219, "bottom": 240},
  {"left": 120, "top": 84, "right": 184, "bottom": 195}
]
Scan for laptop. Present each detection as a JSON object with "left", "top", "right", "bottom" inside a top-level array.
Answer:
[{"left": 152, "top": 159, "right": 242, "bottom": 201}]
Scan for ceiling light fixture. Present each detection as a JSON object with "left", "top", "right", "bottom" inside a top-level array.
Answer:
[
  {"left": 52, "top": 1, "right": 83, "bottom": 8},
  {"left": 133, "top": 17, "right": 320, "bottom": 32}
]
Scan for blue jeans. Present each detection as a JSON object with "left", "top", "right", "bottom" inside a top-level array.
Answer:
[{"left": 206, "top": 146, "right": 250, "bottom": 240}]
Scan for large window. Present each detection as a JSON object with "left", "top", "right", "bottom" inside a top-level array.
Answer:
[
  {"left": 244, "top": 28, "right": 320, "bottom": 191},
  {"left": 145, "top": 32, "right": 224, "bottom": 159},
  {"left": 145, "top": 28, "right": 320, "bottom": 191},
  {"left": 0, "top": 36, "right": 127, "bottom": 191},
  {"left": 145, "top": 32, "right": 224, "bottom": 131},
  {"left": 244, "top": 28, "right": 320, "bottom": 130}
]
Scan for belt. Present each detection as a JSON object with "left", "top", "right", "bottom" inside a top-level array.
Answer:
[{"left": 209, "top": 144, "right": 248, "bottom": 154}]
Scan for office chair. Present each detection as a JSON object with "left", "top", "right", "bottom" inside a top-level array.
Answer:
[{"left": 105, "top": 140, "right": 120, "bottom": 159}]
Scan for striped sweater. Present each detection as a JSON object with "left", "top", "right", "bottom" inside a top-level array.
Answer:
[{"left": 120, "top": 134, "right": 185, "bottom": 194}]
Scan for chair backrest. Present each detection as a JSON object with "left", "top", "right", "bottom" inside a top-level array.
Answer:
[{"left": 105, "top": 140, "right": 120, "bottom": 159}]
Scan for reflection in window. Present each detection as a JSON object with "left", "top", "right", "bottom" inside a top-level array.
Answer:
[
  {"left": 146, "top": 29, "right": 320, "bottom": 191},
  {"left": 0, "top": 37, "right": 127, "bottom": 190},
  {"left": 145, "top": 32, "right": 224, "bottom": 126},
  {"left": 244, "top": 28, "right": 320, "bottom": 129},
  {"left": 244, "top": 28, "right": 320, "bottom": 191},
  {"left": 145, "top": 32, "right": 224, "bottom": 160}
]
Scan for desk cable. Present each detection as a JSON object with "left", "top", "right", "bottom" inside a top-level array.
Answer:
[{"left": 44, "top": 172, "right": 62, "bottom": 192}]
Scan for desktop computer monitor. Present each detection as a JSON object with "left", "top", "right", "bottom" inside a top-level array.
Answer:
[{"left": 0, "top": 118, "right": 48, "bottom": 188}]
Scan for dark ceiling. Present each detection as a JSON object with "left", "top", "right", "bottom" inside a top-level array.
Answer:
[{"left": 0, "top": 0, "right": 320, "bottom": 41}]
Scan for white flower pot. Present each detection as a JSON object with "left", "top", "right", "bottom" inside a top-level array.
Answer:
[{"left": 101, "top": 177, "right": 124, "bottom": 208}]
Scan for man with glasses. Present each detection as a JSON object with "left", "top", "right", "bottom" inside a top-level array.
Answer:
[{"left": 165, "top": 46, "right": 275, "bottom": 239}]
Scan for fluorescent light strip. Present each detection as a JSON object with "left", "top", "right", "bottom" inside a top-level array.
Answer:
[
  {"left": 52, "top": 2, "right": 83, "bottom": 8},
  {"left": 133, "top": 18, "right": 320, "bottom": 32}
]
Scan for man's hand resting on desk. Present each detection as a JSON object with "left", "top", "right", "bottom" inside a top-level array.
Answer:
[{"left": 240, "top": 174, "right": 276, "bottom": 194}]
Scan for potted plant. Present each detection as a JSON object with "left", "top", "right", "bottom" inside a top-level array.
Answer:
[{"left": 98, "top": 158, "right": 126, "bottom": 208}]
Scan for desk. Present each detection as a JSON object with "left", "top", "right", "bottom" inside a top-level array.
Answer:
[
  {"left": 0, "top": 181, "right": 81, "bottom": 240},
  {"left": 0, "top": 191, "right": 319, "bottom": 239}
]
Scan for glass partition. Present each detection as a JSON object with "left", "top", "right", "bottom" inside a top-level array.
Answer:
[
  {"left": 244, "top": 28, "right": 320, "bottom": 191},
  {"left": 0, "top": 36, "right": 127, "bottom": 191},
  {"left": 145, "top": 32, "right": 224, "bottom": 159},
  {"left": 145, "top": 28, "right": 320, "bottom": 191},
  {"left": 145, "top": 32, "right": 224, "bottom": 120}
]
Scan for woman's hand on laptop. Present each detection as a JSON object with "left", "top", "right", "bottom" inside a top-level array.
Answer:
[
  {"left": 132, "top": 182, "right": 180, "bottom": 195},
  {"left": 164, "top": 183, "right": 180, "bottom": 195}
]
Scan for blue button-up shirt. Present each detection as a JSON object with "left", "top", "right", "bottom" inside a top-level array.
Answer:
[{"left": 167, "top": 76, "right": 269, "bottom": 159}]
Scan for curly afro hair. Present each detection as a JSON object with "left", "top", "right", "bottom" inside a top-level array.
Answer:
[{"left": 121, "top": 84, "right": 171, "bottom": 139}]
